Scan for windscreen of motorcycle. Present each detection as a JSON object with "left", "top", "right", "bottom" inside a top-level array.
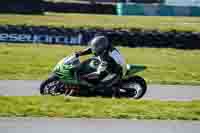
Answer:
[{"left": 59, "top": 56, "right": 80, "bottom": 66}]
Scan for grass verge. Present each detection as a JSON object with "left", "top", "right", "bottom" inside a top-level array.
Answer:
[
  {"left": 0, "top": 96, "right": 200, "bottom": 120},
  {"left": 0, "top": 43, "right": 200, "bottom": 85},
  {"left": 1, "top": 13, "right": 200, "bottom": 31}
]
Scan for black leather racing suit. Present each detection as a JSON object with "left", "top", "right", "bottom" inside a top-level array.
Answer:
[{"left": 76, "top": 47, "right": 124, "bottom": 97}]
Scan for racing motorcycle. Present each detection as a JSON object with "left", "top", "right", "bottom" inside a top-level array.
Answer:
[{"left": 40, "top": 54, "right": 147, "bottom": 99}]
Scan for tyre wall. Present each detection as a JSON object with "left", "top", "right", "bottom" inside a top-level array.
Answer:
[
  {"left": 0, "top": 25, "right": 199, "bottom": 49},
  {"left": 0, "top": 0, "right": 44, "bottom": 14},
  {"left": 43, "top": 2, "right": 116, "bottom": 14}
]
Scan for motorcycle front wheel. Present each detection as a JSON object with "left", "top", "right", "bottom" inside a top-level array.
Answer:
[{"left": 40, "top": 74, "right": 64, "bottom": 96}]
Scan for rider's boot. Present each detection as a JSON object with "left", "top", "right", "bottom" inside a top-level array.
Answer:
[{"left": 112, "top": 86, "right": 121, "bottom": 99}]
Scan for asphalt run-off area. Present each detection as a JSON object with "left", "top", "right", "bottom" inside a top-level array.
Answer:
[{"left": 1, "top": 118, "right": 200, "bottom": 133}]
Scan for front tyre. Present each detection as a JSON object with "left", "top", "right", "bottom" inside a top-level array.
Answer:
[
  {"left": 122, "top": 76, "right": 147, "bottom": 99},
  {"left": 40, "top": 74, "right": 64, "bottom": 96}
]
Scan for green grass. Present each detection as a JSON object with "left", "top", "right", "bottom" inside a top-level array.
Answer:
[
  {"left": 1, "top": 13, "right": 200, "bottom": 31},
  {"left": 0, "top": 96, "right": 200, "bottom": 120},
  {"left": 0, "top": 43, "right": 200, "bottom": 85}
]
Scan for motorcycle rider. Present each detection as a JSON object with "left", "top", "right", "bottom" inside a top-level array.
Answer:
[{"left": 75, "top": 35, "right": 127, "bottom": 98}]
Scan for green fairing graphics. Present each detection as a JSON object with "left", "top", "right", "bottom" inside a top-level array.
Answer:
[{"left": 53, "top": 58, "right": 78, "bottom": 85}]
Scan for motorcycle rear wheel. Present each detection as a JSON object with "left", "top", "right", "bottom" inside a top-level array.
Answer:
[{"left": 121, "top": 76, "right": 147, "bottom": 99}]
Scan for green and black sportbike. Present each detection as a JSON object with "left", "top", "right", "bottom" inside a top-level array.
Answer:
[{"left": 40, "top": 54, "right": 147, "bottom": 99}]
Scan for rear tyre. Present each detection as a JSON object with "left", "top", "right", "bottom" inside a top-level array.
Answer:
[
  {"left": 121, "top": 76, "right": 147, "bottom": 99},
  {"left": 40, "top": 74, "right": 64, "bottom": 96}
]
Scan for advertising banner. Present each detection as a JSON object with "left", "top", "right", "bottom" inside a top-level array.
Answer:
[{"left": 0, "top": 33, "right": 83, "bottom": 45}]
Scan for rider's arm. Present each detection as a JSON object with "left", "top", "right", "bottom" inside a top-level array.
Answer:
[{"left": 76, "top": 47, "right": 92, "bottom": 57}]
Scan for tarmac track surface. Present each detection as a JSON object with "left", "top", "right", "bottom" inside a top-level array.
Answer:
[
  {"left": 1, "top": 81, "right": 200, "bottom": 133},
  {"left": 0, "top": 118, "right": 200, "bottom": 133},
  {"left": 0, "top": 80, "right": 200, "bottom": 101}
]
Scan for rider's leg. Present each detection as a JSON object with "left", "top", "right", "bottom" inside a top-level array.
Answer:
[{"left": 98, "top": 73, "right": 121, "bottom": 98}]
